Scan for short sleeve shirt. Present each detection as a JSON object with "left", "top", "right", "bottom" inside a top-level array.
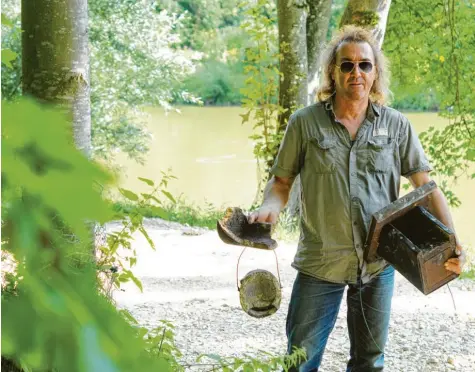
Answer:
[{"left": 270, "top": 98, "right": 432, "bottom": 284}]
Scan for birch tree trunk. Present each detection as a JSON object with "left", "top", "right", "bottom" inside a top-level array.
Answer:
[
  {"left": 339, "top": 0, "right": 392, "bottom": 48},
  {"left": 276, "top": 0, "right": 308, "bottom": 134},
  {"left": 22, "top": 0, "right": 91, "bottom": 157},
  {"left": 307, "top": 0, "right": 332, "bottom": 104}
]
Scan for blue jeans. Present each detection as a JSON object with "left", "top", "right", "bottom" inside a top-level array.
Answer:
[{"left": 286, "top": 265, "right": 395, "bottom": 372}]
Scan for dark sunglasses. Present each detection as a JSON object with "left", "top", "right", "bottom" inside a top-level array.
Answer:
[{"left": 336, "top": 61, "right": 374, "bottom": 74}]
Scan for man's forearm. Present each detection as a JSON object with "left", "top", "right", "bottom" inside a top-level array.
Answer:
[{"left": 261, "top": 176, "right": 294, "bottom": 212}]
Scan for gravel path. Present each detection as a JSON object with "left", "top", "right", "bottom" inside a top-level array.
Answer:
[{"left": 111, "top": 219, "right": 475, "bottom": 372}]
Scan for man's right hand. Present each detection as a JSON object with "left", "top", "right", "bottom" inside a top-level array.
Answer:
[{"left": 247, "top": 206, "right": 280, "bottom": 225}]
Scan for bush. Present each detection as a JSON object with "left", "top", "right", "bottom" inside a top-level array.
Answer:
[{"left": 181, "top": 59, "right": 245, "bottom": 105}]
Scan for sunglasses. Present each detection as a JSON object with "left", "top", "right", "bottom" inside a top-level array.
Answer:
[{"left": 336, "top": 61, "right": 374, "bottom": 74}]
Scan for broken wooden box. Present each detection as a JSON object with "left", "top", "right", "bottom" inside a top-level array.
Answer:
[{"left": 364, "top": 181, "right": 459, "bottom": 295}]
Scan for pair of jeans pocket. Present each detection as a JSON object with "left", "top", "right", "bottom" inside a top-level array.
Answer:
[
  {"left": 308, "top": 137, "right": 336, "bottom": 174},
  {"left": 366, "top": 137, "right": 394, "bottom": 173}
]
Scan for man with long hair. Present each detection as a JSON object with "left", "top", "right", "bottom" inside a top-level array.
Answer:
[{"left": 248, "top": 26, "right": 464, "bottom": 371}]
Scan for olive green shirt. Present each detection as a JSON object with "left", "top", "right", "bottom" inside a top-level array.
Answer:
[{"left": 270, "top": 98, "right": 432, "bottom": 284}]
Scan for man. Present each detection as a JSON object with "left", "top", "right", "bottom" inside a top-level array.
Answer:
[{"left": 248, "top": 26, "right": 464, "bottom": 371}]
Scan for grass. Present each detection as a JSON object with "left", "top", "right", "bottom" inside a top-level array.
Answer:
[
  {"left": 112, "top": 198, "right": 300, "bottom": 241},
  {"left": 460, "top": 244, "right": 475, "bottom": 280},
  {"left": 113, "top": 198, "right": 225, "bottom": 230}
]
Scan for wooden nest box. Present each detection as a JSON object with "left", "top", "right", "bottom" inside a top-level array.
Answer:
[{"left": 364, "top": 181, "right": 459, "bottom": 295}]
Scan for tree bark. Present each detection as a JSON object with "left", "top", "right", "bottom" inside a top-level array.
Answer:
[
  {"left": 277, "top": 0, "right": 308, "bottom": 134},
  {"left": 339, "top": 0, "right": 392, "bottom": 48},
  {"left": 306, "top": 0, "right": 332, "bottom": 104},
  {"left": 275, "top": 0, "right": 308, "bottom": 211},
  {"left": 22, "top": 0, "right": 91, "bottom": 157},
  {"left": 285, "top": 0, "right": 332, "bottom": 217},
  {"left": 21, "top": 0, "right": 95, "bottom": 262}
]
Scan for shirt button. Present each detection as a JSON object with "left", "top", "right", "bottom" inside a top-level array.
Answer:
[
  {"left": 356, "top": 244, "right": 361, "bottom": 249},
  {"left": 351, "top": 172, "right": 356, "bottom": 177},
  {"left": 352, "top": 197, "right": 359, "bottom": 202},
  {"left": 353, "top": 221, "right": 358, "bottom": 226}
]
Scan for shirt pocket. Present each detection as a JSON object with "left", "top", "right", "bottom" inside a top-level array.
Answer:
[
  {"left": 366, "top": 137, "right": 394, "bottom": 173},
  {"left": 307, "top": 136, "right": 337, "bottom": 174}
]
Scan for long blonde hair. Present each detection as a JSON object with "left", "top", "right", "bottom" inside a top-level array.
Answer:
[{"left": 316, "top": 25, "right": 391, "bottom": 105}]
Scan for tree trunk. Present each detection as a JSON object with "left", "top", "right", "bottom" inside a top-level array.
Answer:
[
  {"left": 22, "top": 0, "right": 91, "bottom": 157},
  {"left": 276, "top": 0, "right": 308, "bottom": 134},
  {"left": 21, "top": 0, "right": 95, "bottom": 262},
  {"left": 285, "top": 0, "right": 332, "bottom": 217},
  {"left": 339, "top": 0, "right": 392, "bottom": 48},
  {"left": 275, "top": 1, "right": 308, "bottom": 213},
  {"left": 307, "top": 0, "right": 332, "bottom": 105}
]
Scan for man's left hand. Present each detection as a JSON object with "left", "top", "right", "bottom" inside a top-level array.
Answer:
[{"left": 444, "top": 243, "right": 465, "bottom": 275}]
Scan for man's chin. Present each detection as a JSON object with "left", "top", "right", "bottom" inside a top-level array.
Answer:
[{"left": 344, "top": 91, "right": 368, "bottom": 101}]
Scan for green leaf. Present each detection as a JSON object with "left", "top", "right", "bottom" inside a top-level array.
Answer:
[
  {"left": 239, "top": 110, "right": 251, "bottom": 124},
  {"left": 147, "top": 205, "right": 167, "bottom": 219},
  {"left": 467, "top": 149, "right": 475, "bottom": 161},
  {"left": 2, "top": 49, "right": 18, "bottom": 68},
  {"left": 161, "top": 190, "right": 176, "bottom": 204},
  {"left": 130, "top": 273, "right": 143, "bottom": 292},
  {"left": 139, "top": 226, "right": 155, "bottom": 250},
  {"left": 119, "top": 309, "right": 139, "bottom": 325},
  {"left": 119, "top": 188, "right": 139, "bottom": 201},
  {"left": 140, "top": 193, "right": 161, "bottom": 205},
  {"left": 2, "top": 13, "right": 13, "bottom": 27},
  {"left": 138, "top": 177, "right": 154, "bottom": 186}
]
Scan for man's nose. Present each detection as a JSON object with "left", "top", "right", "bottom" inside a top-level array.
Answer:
[{"left": 350, "top": 64, "right": 362, "bottom": 76}]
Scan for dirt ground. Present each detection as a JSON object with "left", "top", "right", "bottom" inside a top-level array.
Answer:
[{"left": 111, "top": 219, "right": 475, "bottom": 372}]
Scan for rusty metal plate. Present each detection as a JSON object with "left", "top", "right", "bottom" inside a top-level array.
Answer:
[
  {"left": 364, "top": 180, "right": 437, "bottom": 263},
  {"left": 217, "top": 207, "right": 277, "bottom": 250}
]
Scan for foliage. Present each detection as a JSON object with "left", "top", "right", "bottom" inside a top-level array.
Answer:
[
  {"left": 327, "top": 0, "right": 348, "bottom": 39},
  {"left": 1, "top": 98, "right": 173, "bottom": 371},
  {"left": 183, "top": 59, "right": 246, "bottom": 105},
  {"left": 1, "top": 4, "right": 21, "bottom": 98},
  {"left": 164, "top": 0, "right": 250, "bottom": 106},
  {"left": 390, "top": 90, "right": 439, "bottom": 112},
  {"left": 239, "top": 0, "right": 286, "bottom": 203},
  {"left": 157, "top": 0, "right": 245, "bottom": 51},
  {"left": 96, "top": 174, "right": 175, "bottom": 297},
  {"left": 113, "top": 196, "right": 223, "bottom": 231},
  {"left": 192, "top": 347, "right": 306, "bottom": 372},
  {"left": 88, "top": 0, "right": 200, "bottom": 162},
  {"left": 384, "top": 0, "right": 475, "bottom": 206},
  {"left": 1, "top": 0, "right": 200, "bottom": 163},
  {"left": 459, "top": 244, "right": 475, "bottom": 280}
]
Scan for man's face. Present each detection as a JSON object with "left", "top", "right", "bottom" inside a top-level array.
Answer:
[{"left": 332, "top": 41, "right": 377, "bottom": 101}]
